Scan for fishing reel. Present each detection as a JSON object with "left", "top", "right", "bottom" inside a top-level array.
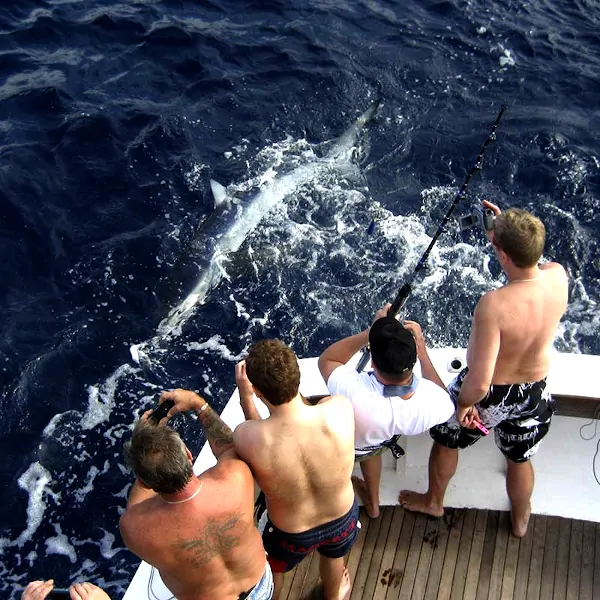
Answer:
[{"left": 458, "top": 204, "right": 495, "bottom": 232}]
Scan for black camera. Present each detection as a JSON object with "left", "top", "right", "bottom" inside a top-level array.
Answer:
[{"left": 458, "top": 205, "right": 495, "bottom": 232}]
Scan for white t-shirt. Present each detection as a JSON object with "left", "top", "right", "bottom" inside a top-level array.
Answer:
[{"left": 327, "top": 363, "right": 454, "bottom": 454}]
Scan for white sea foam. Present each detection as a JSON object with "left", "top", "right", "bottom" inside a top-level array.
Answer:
[{"left": 16, "top": 462, "right": 53, "bottom": 547}]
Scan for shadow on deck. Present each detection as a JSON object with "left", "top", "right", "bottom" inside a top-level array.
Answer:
[{"left": 282, "top": 506, "right": 600, "bottom": 600}]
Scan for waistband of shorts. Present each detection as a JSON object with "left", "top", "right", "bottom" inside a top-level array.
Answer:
[{"left": 269, "top": 497, "right": 359, "bottom": 539}]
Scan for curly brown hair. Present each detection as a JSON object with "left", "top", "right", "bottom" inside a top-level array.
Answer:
[
  {"left": 123, "top": 419, "right": 193, "bottom": 494},
  {"left": 493, "top": 208, "right": 545, "bottom": 268},
  {"left": 245, "top": 339, "right": 301, "bottom": 406}
]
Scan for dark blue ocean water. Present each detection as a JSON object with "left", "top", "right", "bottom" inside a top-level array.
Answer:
[{"left": 1, "top": 0, "right": 599, "bottom": 597}]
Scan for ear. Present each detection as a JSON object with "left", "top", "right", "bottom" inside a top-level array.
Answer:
[{"left": 185, "top": 446, "right": 194, "bottom": 463}]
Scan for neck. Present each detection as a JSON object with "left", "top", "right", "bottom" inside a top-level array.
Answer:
[
  {"left": 374, "top": 369, "right": 412, "bottom": 387},
  {"left": 161, "top": 478, "right": 202, "bottom": 505},
  {"left": 506, "top": 264, "right": 540, "bottom": 283},
  {"left": 266, "top": 393, "right": 304, "bottom": 416}
]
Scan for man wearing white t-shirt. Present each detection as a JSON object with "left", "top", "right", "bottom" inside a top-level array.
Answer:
[{"left": 318, "top": 305, "right": 454, "bottom": 518}]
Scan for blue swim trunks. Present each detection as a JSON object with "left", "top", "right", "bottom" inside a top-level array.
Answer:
[{"left": 262, "top": 498, "right": 360, "bottom": 573}]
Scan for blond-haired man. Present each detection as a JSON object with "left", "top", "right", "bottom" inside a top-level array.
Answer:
[{"left": 400, "top": 201, "right": 568, "bottom": 538}]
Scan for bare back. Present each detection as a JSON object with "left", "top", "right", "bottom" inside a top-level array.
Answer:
[
  {"left": 468, "top": 262, "right": 568, "bottom": 384},
  {"left": 119, "top": 460, "right": 265, "bottom": 600},
  {"left": 234, "top": 394, "right": 356, "bottom": 533}
]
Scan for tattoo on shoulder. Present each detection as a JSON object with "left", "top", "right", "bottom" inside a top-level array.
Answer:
[{"left": 173, "top": 514, "right": 246, "bottom": 567}]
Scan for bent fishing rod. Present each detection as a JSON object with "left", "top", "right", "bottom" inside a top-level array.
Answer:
[{"left": 356, "top": 103, "right": 507, "bottom": 372}]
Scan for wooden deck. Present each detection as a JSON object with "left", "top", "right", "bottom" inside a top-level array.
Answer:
[{"left": 281, "top": 507, "right": 600, "bottom": 600}]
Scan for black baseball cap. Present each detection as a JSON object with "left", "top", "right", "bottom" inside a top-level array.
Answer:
[{"left": 369, "top": 316, "right": 417, "bottom": 375}]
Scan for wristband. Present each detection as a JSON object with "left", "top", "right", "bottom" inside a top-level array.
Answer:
[{"left": 198, "top": 403, "right": 209, "bottom": 413}]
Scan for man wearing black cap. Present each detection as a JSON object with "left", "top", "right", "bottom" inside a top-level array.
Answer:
[{"left": 318, "top": 305, "right": 453, "bottom": 518}]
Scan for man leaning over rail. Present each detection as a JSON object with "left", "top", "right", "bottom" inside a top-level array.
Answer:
[
  {"left": 399, "top": 200, "right": 569, "bottom": 538},
  {"left": 318, "top": 307, "right": 454, "bottom": 519},
  {"left": 120, "top": 397, "right": 273, "bottom": 600}
]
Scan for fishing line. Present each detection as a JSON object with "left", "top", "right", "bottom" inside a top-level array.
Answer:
[
  {"left": 579, "top": 404, "right": 600, "bottom": 486},
  {"left": 357, "top": 104, "right": 506, "bottom": 372}
]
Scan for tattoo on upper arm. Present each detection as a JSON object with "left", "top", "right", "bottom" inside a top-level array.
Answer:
[
  {"left": 198, "top": 406, "right": 234, "bottom": 451},
  {"left": 173, "top": 514, "right": 245, "bottom": 567}
]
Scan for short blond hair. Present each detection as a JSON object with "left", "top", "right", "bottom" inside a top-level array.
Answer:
[{"left": 493, "top": 208, "right": 545, "bottom": 268}]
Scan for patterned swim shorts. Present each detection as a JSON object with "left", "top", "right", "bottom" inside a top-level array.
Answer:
[{"left": 430, "top": 367, "right": 555, "bottom": 463}]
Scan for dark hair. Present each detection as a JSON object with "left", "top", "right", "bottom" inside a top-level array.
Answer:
[
  {"left": 245, "top": 339, "right": 301, "bottom": 406},
  {"left": 493, "top": 208, "right": 545, "bottom": 268},
  {"left": 369, "top": 316, "right": 417, "bottom": 378},
  {"left": 123, "top": 419, "right": 193, "bottom": 494}
]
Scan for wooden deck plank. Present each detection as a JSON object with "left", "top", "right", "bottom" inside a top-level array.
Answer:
[
  {"left": 463, "top": 509, "right": 489, "bottom": 600},
  {"left": 512, "top": 512, "right": 534, "bottom": 600},
  {"left": 397, "top": 512, "right": 427, "bottom": 600},
  {"left": 411, "top": 517, "right": 441, "bottom": 600},
  {"left": 475, "top": 510, "right": 500, "bottom": 600},
  {"left": 500, "top": 521, "right": 521, "bottom": 600},
  {"left": 362, "top": 508, "right": 394, "bottom": 600},
  {"left": 296, "top": 550, "right": 320, "bottom": 600},
  {"left": 284, "top": 550, "right": 316, "bottom": 600},
  {"left": 539, "top": 515, "right": 560, "bottom": 600},
  {"left": 488, "top": 511, "right": 510, "bottom": 600},
  {"left": 372, "top": 507, "right": 405, "bottom": 600},
  {"left": 449, "top": 508, "right": 477, "bottom": 600},
  {"left": 423, "top": 514, "right": 452, "bottom": 600},
  {"left": 345, "top": 508, "right": 371, "bottom": 581},
  {"left": 579, "top": 520, "right": 595, "bottom": 600},
  {"left": 553, "top": 516, "right": 571, "bottom": 600},
  {"left": 526, "top": 515, "right": 547, "bottom": 600},
  {"left": 593, "top": 522, "right": 600, "bottom": 600},
  {"left": 384, "top": 510, "right": 416, "bottom": 600},
  {"left": 350, "top": 512, "right": 384, "bottom": 600},
  {"left": 566, "top": 519, "right": 583, "bottom": 600},
  {"left": 437, "top": 509, "right": 466, "bottom": 600}
]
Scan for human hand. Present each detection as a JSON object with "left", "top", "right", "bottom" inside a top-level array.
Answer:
[
  {"left": 70, "top": 582, "right": 112, "bottom": 600},
  {"left": 21, "top": 580, "right": 54, "bottom": 600},
  {"left": 402, "top": 320, "right": 426, "bottom": 356},
  {"left": 235, "top": 361, "right": 254, "bottom": 402},
  {"left": 482, "top": 199, "right": 501, "bottom": 216},
  {"left": 456, "top": 404, "right": 481, "bottom": 429},
  {"left": 160, "top": 389, "right": 206, "bottom": 416},
  {"left": 372, "top": 303, "right": 392, "bottom": 325}
]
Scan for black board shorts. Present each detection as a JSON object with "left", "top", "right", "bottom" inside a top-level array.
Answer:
[{"left": 430, "top": 367, "right": 555, "bottom": 463}]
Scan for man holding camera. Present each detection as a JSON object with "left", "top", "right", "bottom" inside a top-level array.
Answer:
[
  {"left": 120, "top": 396, "right": 273, "bottom": 600},
  {"left": 400, "top": 200, "right": 569, "bottom": 538}
]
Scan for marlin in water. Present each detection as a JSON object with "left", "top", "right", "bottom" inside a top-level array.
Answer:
[{"left": 156, "top": 97, "right": 382, "bottom": 337}]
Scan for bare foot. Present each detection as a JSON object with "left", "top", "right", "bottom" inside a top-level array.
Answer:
[
  {"left": 398, "top": 490, "right": 444, "bottom": 517},
  {"left": 337, "top": 568, "right": 351, "bottom": 600},
  {"left": 510, "top": 503, "right": 531, "bottom": 538},
  {"left": 351, "top": 476, "right": 379, "bottom": 519}
]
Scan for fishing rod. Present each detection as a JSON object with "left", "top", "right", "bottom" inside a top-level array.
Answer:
[{"left": 356, "top": 103, "right": 507, "bottom": 372}]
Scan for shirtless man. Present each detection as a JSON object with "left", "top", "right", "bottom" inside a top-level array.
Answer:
[
  {"left": 233, "top": 339, "right": 358, "bottom": 600},
  {"left": 119, "top": 399, "right": 273, "bottom": 600},
  {"left": 400, "top": 201, "right": 569, "bottom": 538},
  {"left": 319, "top": 308, "right": 454, "bottom": 519}
]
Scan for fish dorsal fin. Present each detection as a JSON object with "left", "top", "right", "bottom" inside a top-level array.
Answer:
[{"left": 210, "top": 179, "right": 229, "bottom": 207}]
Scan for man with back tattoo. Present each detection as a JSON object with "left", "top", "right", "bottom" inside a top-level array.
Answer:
[{"left": 119, "top": 391, "right": 273, "bottom": 600}]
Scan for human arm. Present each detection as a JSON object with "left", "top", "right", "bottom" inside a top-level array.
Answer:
[
  {"left": 160, "top": 389, "right": 234, "bottom": 459},
  {"left": 318, "top": 304, "right": 390, "bottom": 383},
  {"left": 456, "top": 295, "right": 500, "bottom": 427},
  {"left": 482, "top": 199, "right": 501, "bottom": 242},
  {"left": 402, "top": 320, "right": 447, "bottom": 390},
  {"left": 235, "top": 360, "right": 262, "bottom": 421}
]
